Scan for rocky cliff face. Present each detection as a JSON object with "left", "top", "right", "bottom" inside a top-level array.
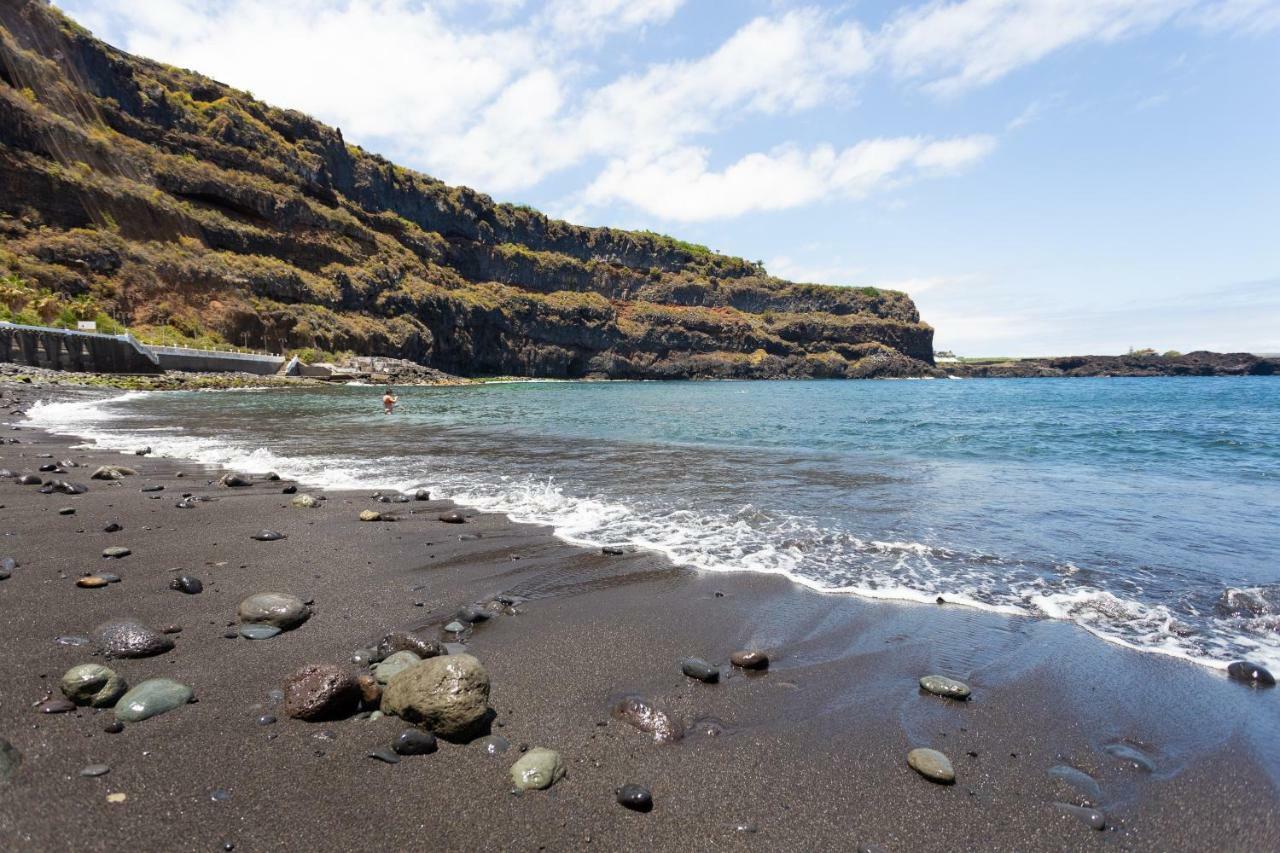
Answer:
[{"left": 0, "top": 1, "right": 937, "bottom": 379}]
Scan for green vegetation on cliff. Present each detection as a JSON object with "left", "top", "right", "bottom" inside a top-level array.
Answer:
[{"left": 0, "top": 1, "right": 936, "bottom": 379}]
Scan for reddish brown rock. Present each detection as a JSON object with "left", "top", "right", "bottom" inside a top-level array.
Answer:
[
  {"left": 356, "top": 673, "right": 382, "bottom": 707},
  {"left": 282, "top": 664, "right": 360, "bottom": 721}
]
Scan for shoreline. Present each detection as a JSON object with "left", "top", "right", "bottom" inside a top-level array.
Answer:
[
  {"left": 25, "top": 383, "right": 1264, "bottom": 677},
  {"left": 1, "top": 379, "right": 1278, "bottom": 850}
]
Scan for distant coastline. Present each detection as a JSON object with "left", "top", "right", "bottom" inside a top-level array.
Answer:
[{"left": 945, "top": 350, "right": 1278, "bottom": 378}]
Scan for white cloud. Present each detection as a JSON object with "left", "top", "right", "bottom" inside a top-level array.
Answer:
[
  {"left": 541, "top": 0, "right": 686, "bottom": 40},
  {"left": 581, "top": 135, "right": 995, "bottom": 221},
  {"left": 1188, "top": 0, "right": 1280, "bottom": 33},
  {"left": 878, "top": 0, "right": 1280, "bottom": 96},
  {"left": 880, "top": 0, "right": 1197, "bottom": 96},
  {"left": 60, "top": 0, "right": 1271, "bottom": 228}
]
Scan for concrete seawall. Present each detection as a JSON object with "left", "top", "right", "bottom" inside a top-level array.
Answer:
[
  {"left": 0, "top": 322, "right": 161, "bottom": 373},
  {"left": 0, "top": 323, "right": 285, "bottom": 375},
  {"left": 148, "top": 345, "right": 284, "bottom": 375}
]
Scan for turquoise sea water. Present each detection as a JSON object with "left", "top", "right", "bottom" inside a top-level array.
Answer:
[{"left": 29, "top": 377, "right": 1280, "bottom": 670}]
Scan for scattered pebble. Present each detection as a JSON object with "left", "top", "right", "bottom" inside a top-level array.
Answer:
[
  {"left": 281, "top": 485, "right": 297, "bottom": 494},
  {"left": 443, "top": 621, "right": 467, "bottom": 634},
  {"left": 680, "top": 657, "right": 719, "bottom": 683},
  {"left": 476, "top": 735, "right": 511, "bottom": 756},
  {"left": 76, "top": 576, "right": 110, "bottom": 589},
  {"left": 257, "top": 714, "right": 277, "bottom": 726},
  {"left": 358, "top": 510, "right": 382, "bottom": 522},
  {"left": 140, "top": 485, "right": 164, "bottom": 493},
  {"left": 95, "top": 620, "right": 174, "bottom": 658},
  {"left": 106, "top": 792, "right": 127, "bottom": 804},
  {"left": 510, "top": 748, "right": 565, "bottom": 791},
  {"left": 357, "top": 674, "right": 382, "bottom": 706},
  {"left": 169, "top": 575, "right": 203, "bottom": 595},
  {"left": 291, "top": 494, "right": 319, "bottom": 509},
  {"left": 730, "top": 650, "right": 769, "bottom": 670},
  {"left": 101, "top": 546, "right": 131, "bottom": 559},
  {"left": 38, "top": 698, "right": 76, "bottom": 714},
  {"left": 1227, "top": 661, "right": 1275, "bottom": 687},
  {"left": 376, "top": 631, "right": 444, "bottom": 660},
  {"left": 114, "top": 678, "right": 194, "bottom": 722},
  {"left": 611, "top": 695, "right": 683, "bottom": 743},
  {"left": 237, "top": 592, "right": 311, "bottom": 630},
  {"left": 374, "top": 651, "right": 422, "bottom": 685},
  {"left": 907, "top": 748, "right": 955, "bottom": 784},
  {"left": 393, "top": 729, "right": 438, "bottom": 756},
  {"left": 103, "top": 522, "right": 122, "bottom": 533},
  {"left": 102, "top": 720, "right": 124, "bottom": 734},
  {"left": 282, "top": 664, "right": 361, "bottom": 721},
  {"left": 58, "top": 507, "right": 75, "bottom": 516},
  {"left": 61, "top": 664, "right": 128, "bottom": 707},
  {"left": 616, "top": 784, "right": 653, "bottom": 812},
  {"left": 219, "top": 473, "right": 252, "bottom": 487},
  {"left": 91, "top": 465, "right": 136, "bottom": 480},
  {"left": 239, "top": 625, "right": 282, "bottom": 640},
  {"left": 438, "top": 511, "right": 467, "bottom": 524},
  {"left": 250, "top": 530, "right": 285, "bottom": 541},
  {"left": 919, "top": 675, "right": 972, "bottom": 700},
  {"left": 367, "top": 749, "right": 401, "bottom": 764},
  {"left": 80, "top": 764, "right": 110, "bottom": 778}
]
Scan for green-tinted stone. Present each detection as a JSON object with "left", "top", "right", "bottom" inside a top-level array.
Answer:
[
  {"left": 114, "top": 678, "right": 193, "bottom": 722},
  {"left": 510, "top": 748, "right": 565, "bottom": 791},
  {"left": 374, "top": 650, "right": 421, "bottom": 685},
  {"left": 61, "top": 664, "right": 128, "bottom": 707}
]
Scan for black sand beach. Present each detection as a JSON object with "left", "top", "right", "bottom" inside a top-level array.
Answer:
[{"left": 1, "top": 382, "right": 1277, "bottom": 852}]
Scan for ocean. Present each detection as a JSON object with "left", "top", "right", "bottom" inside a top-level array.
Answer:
[{"left": 27, "top": 376, "right": 1280, "bottom": 672}]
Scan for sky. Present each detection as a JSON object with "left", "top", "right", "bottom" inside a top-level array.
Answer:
[{"left": 59, "top": 0, "right": 1280, "bottom": 356}]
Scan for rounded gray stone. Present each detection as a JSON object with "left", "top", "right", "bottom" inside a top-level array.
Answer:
[
  {"left": 908, "top": 748, "right": 955, "bottom": 784},
  {"left": 374, "top": 651, "right": 422, "bottom": 685},
  {"left": 919, "top": 675, "right": 971, "bottom": 700},
  {"left": 237, "top": 593, "right": 310, "bottom": 630},
  {"left": 94, "top": 620, "right": 174, "bottom": 659}
]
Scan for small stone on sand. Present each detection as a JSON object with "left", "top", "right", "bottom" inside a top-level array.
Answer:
[
  {"left": 616, "top": 784, "right": 653, "bottom": 812},
  {"left": 907, "top": 748, "right": 955, "bottom": 784},
  {"left": 730, "top": 650, "right": 769, "bottom": 670},
  {"left": 919, "top": 675, "right": 971, "bottom": 700},
  {"left": 509, "top": 748, "right": 565, "bottom": 791},
  {"left": 680, "top": 657, "right": 719, "bottom": 683}
]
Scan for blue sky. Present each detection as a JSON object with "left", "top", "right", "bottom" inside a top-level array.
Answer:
[{"left": 61, "top": 0, "right": 1280, "bottom": 355}]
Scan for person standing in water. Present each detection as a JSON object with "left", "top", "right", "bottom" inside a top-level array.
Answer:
[{"left": 382, "top": 386, "right": 398, "bottom": 414}]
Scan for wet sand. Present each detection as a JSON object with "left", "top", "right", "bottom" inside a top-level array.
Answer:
[{"left": 0, "top": 382, "right": 1277, "bottom": 851}]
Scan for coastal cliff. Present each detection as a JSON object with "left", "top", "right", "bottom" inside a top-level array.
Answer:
[{"left": 0, "top": 2, "right": 937, "bottom": 379}]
